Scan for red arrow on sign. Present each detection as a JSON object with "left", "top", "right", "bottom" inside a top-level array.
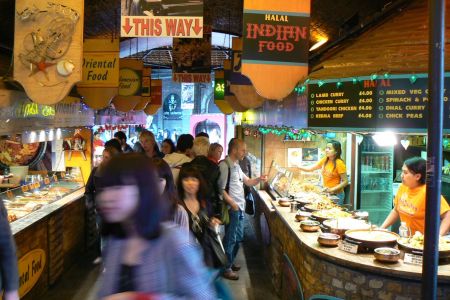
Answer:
[
  {"left": 122, "top": 17, "right": 133, "bottom": 34},
  {"left": 192, "top": 19, "right": 203, "bottom": 35}
]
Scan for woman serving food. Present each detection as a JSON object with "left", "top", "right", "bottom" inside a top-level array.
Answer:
[
  {"left": 297, "top": 140, "right": 348, "bottom": 205},
  {"left": 380, "top": 157, "right": 450, "bottom": 236}
]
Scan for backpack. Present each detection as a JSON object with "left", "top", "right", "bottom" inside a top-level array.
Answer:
[{"left": 219, "top": 159, "right": 232, "bottom": 224}]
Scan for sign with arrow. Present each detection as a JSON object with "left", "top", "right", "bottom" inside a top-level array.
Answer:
[{"left": 120, "top": 0, "right": 204, "bottom": 38}]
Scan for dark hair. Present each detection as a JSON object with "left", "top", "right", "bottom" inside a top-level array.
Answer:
[
  {"left": 404, "top": 157, "right": 426, "bottom": 184},
  {"left": 103, "top": 145, "right": 120, "bottom": 157},
  {"left": 162, "top": 138, "right": 176, "bottom": 154},
  {"left": 176, "top": 134, "right": 194, "bottom": 153},
  {"left": 104, "top": 139, "right": 122, "bottom": 153},
  {"left": 151, "top": 157, "right": 179, "bottom": 217},
  {"left": 114, "top": 131, "right": 127, "bottom": 141},
  {"left": 177, "top": 164, "right": 207, "bottom": 208},
  {"left": 194, "top": 120, "right": 221, "bottom": 137},
  {"left": 325, "top": 140, "right": 343, "bottom": 170},
  {"left": 98, "top": 154, "right": 168, "bottom": 239},
  {"left": 195, "top": 132, "right": 209, "bottom": 138}
]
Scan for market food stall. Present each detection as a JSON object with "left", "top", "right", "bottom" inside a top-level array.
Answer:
[{"left": 254, "top": 176, "right": 450, "bottom": 299}]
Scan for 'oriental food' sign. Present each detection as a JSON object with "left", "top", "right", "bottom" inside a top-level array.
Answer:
[{"left": 18, "top": 249, "right": 46, "bottom": 298}]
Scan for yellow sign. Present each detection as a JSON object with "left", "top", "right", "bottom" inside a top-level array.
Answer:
[
  {"left": 80, "top": 53, "right": 119, "bottom": 87},
  {"left": 18, "top": 249, "right": 46, "bottom": 298},
  {"left": 119, "top": 68, "right": 141, "bottom": 96}
]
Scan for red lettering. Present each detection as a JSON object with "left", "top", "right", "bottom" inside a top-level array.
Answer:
[
  {"left": 381, "top": 79, "right": 392, "bottom": 87},
  {"left": 176, "top": 20, "right": 186, "bottom": 36},
  {"left": 363, "top": 80, "right": 376, "bottom": 88},
  {"left": 133, "top": 18, "right": 143, "bottom": 36},
  {"left": 155, "top": 19, "right": 162, "bottom": 36},
  {"left": 246, "top": 24, "right": 308, "bottom": 42},
  {"left": 183, "top": 19, "right": 193, "bottom": 36},
  {"left": 165, "top": 19, "right": 177, "bottom": 36}
]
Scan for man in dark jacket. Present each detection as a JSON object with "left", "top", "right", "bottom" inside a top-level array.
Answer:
[{"left": 183, "top": 136, "right": 222, "bottom": 218}]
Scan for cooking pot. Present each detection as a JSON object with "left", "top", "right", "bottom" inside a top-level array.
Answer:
[
  {"left": 344, "top": 229, "right": 399, "bottom": 252},
  {"left": 322, "top": 218, "right": 371, "bottom": 237}
]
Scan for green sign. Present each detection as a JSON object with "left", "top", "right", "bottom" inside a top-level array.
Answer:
[{"left": 214, "top": 78, "right": 225, "bottom": 100}]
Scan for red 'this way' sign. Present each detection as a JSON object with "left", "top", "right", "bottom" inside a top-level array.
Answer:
[{"left": 121, "top": 16, "right": 203, "bottom": 38}]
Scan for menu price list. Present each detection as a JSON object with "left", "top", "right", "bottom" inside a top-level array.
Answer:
[{"left": 308, "top": 78, "right": 450, "bottom": 129}]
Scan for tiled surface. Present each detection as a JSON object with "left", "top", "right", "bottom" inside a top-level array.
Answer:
[{"left": 42, "top": 216, "right": 279, "bottom": 300}]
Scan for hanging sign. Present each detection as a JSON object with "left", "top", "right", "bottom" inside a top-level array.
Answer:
[
  {"left": 120, "top": 0, "right": 203, "bottom": 38},
  {"left": 14, "top": 1, "right": 84, "bottom": 105},
  {"left": 77, "top": 39, "right": 120, "bottom": 110},
  {"left": 163, "top": 93, "right": 183, "bottom": 120},
  {"left": 144, "top": 79, "right": 162, "bottom": 115},
  {"left": 214, "top": 70, "right": 233, "bottom": 115},
  {"left": 112, "top": 59, "right": 143, "bottom": 112},
  {"left": 241, "top": 0, "right": 310, "bottom": 100},
  {"left": 307, "top": 76, "right": 450, "bottom": 131},
  {"left": 134, "top": 66, "right": 151, "bottom": 111},
  {"left": 18, "top": 249, "right": 46, "bottom": 298}
]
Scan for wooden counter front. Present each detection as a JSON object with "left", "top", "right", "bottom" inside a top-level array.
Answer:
[{"left": 256, "top": 190, "right": 450, "bottom": 299}]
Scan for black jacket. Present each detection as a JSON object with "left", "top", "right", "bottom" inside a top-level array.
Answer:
[{"left": 186, "top": 156, "right": 222, "bottom": 218}]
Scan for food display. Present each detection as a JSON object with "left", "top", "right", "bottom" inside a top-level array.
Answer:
[
  {"left": 0, "top": 138, "right": 43, "bottom": 167},
  {"left": 300, "top": 220, "right": 320, "bottom": 232},
  {"left": 312, "top": 209, "right": 352, "bottom": 221},
  {"left": 374, "top": 247, "right": 401, "bottom": 263},
  {"left": 397, "top": 232, "right": 450, "bottom": 252},
  {"left": 318, "top": 233, "right": 340, "bottom": 247},
  {"left": 346, "top": 230, "right": 399, "bottom": 243},
  {"left": 304, "top": 201, "right": 341, "bottom": 212},
  {"left": 2, "top": 168, "right": 84, "bottom": 223}
]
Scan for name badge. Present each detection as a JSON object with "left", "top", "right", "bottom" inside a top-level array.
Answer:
[
  {"left": 403, "top": 253, "right": 423, "bottom": 266},
  {"left": 339, "top": 241, "right": 358, "bottom": 254}
]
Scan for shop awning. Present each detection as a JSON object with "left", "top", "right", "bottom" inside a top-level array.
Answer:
[{"left": 308, "top": 0, "right": 450, "bottom": 80}]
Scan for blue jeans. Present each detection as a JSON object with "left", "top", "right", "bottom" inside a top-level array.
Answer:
[{"left": 223, "top": 209, "right": 244, "bottom": 271}]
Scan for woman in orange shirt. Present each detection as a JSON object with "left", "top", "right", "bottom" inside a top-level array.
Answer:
[
  {"left": 381, "top": 157, "right": 450, "bottom": 235},
  {"left": 298, "top": 141, "right": 348, "bottom": 205}
]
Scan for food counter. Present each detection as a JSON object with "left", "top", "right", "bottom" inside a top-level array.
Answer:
[
  {"left": 3, "top": 168, "right": 89, "bottom": 299},
  {"left": 255, "top": 190, "right": 450, "bottom": 300}
]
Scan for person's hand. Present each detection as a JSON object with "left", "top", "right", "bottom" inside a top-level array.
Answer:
[
  {"left": 230, "top": 201, "right": 239, "bottom": 211},
  {"left": 210, "top": 217, "right": 222, "bottom": 227},
  {"left": 259, "top": 175, "right": 268, "bottom": 182},
  {"left": 4, "top": 291, "right": 20, "bottom": 300}
]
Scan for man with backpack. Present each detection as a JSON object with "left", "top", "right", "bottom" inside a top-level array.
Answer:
[{"left": 219, "top": 138, "right": 267, "bottom": 280}]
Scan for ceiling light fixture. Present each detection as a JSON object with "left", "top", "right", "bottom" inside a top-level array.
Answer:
[{"left": 309, "top": 38, "right": 328, "bottom": 51}]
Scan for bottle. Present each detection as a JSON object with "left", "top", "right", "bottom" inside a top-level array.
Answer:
[{"left": 399, "top": 222, "right": 409, "bottom": 237}]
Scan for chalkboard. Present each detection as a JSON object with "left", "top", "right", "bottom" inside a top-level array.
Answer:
[{"left": 308, "top": 77, "right": 450, "bottom": 130}]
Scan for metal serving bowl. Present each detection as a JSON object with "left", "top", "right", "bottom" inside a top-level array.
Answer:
[
  {"left": 300, "top": 220, "right": 320, "bottom": 232},
  {"left": 374, "top": 247, "right": 401, "bottom": 263},
  {"left": 295, "top": 211, "right": 312, "bottom": 222},
  {"left": 317, "top": 233, "right": 340, "bottom": 247}
]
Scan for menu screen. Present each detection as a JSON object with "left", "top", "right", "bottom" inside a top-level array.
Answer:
[{"left": 308, "top": 77, "right": 450, "bottom": 130}]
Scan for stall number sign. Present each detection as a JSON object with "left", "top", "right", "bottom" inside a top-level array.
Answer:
[
  {"left": 18, "top": 249, "right": 46, "bottom": 298},
  {"left": 403, "top": 253, "right": 423, "bottom": 266},
  {"left": 339, "top": 241, "right": 358, "bottom": 254}
]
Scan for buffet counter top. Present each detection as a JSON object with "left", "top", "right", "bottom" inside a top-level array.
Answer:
[
  {"left": 10, "top": 187, "right": 85, "bottom": 235},
  {"left": 257, "top": 190, "right": 450, "bottom": 283}
]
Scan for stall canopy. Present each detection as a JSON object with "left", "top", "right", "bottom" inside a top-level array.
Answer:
[{"left": 308, "top": 0, "right": 450, "bottom": 80}]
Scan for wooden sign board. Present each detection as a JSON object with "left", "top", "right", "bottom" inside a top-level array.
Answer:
[
  {"left": 112, "top": 59, "right": 143, "bottom": 112},
  {"left": 241, "top": 0, "right": 310, "bottom": 100},
  {"left": 14, "top": 1, "right": 84, "bottom": 105}
]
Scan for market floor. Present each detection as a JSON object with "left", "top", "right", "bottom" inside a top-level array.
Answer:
[{"left": 42, "top": 217, "right": 279, "bottom": 300}]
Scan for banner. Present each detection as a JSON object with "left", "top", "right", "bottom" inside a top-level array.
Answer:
[
  {"left": 77, "top": 39, "right": 120, "bottom": 110},
  {"left": 112, "top": 59, "right": 143, "bottom": 112},
  {"left": 163, "top": 93, "right": 183, "bottom": 120},
  {"left": 241, "top": 1, "right": 311, "bottom": 100},
  {"left": 172, "top": 2, "right": 211, "bottom": 82},
  {"left": 14, "top": 1, "right": 84, "bottom": 105},
  {"left": 121, "top": 0, "right": 203, "bottom": 38}
]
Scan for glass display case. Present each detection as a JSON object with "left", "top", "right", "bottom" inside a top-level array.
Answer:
[
  {"left": 2, "top": 167, "right": 84, "bottom": 223},
  {"left": 357, "top": 137, "right": 394, "bottom": 225}
]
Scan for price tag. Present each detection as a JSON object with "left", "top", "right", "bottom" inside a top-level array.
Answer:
[
  {"left": 339, "top": 241, "right": 358, "bottom": 254},
  {"left": 61, "top": 172, "right": 66, "bottom": 178},
  {"left": 21, "top": 185, "right": 29, "bottom": 192},
  {"left": 34, "top": 182, "right": 41, "bottom": 189},
  {"left": 404, "top": 253, "right": 423, "bottom": 266},
  {"left": 44, "top": 178, "right": 50, "bottom": 185},
  {"left": 53, "top": 175, "right": 58, "bottom": 182},
  {"left": 6, "top": 190, "right": 13, "bottom": 199}
]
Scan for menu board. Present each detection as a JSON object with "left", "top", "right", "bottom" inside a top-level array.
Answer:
[{"left": 308, "top": 77, "right": 450, "bottom": 130}]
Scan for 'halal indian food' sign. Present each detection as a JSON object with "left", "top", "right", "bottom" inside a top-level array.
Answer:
[{"left": 119, "top": 68, "right": 141, "bottom": 96}]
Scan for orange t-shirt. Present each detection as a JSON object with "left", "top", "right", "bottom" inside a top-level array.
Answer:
[
  {"left": 394, "top": 184, "right": 450, "bottom": 235},
  {"left": 317, "top": 157, "right": 347, "bottom": 193}
]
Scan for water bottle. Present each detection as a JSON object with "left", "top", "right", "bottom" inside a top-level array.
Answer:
[{"left": 399, "top": 222, "right": 409, "bottom": 237}]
